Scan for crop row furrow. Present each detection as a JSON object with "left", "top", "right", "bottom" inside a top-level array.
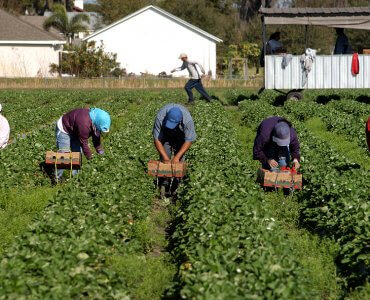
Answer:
[
  {"left": 0, "top": 100, "right": 165, "bottom": 298},
  {"left": 169, "top": 102, "right": 314, "bottom": 299}
]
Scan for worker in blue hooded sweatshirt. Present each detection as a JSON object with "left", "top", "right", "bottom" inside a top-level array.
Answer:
[
  {"left": 153, "top": 103, "right": 196, "bottom": 163},
  {"left": 253, "top": 116, "right": 301, "bottom": 170},
  {"left": 55, "top": 107, "right": 111, "bottom": 180}
]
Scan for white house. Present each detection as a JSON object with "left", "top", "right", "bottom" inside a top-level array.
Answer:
[
  {"left": 0, "top": 9, "right": 65, "bottom": 78},
  {"left": 83, "top": 5, "right": 222, "bottom": 78}
]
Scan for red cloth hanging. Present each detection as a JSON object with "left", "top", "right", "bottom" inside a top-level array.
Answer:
[{"left": 351, "top": 53, "right": 359, "bottom": 76}]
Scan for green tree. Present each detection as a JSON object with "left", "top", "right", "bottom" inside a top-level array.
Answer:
[
  {"left": 0, "top": 0, "right": 75, "bottom": 14},
  {"left": 50, "top": 41, "right": 125, "bottom": 77},
  {"left": 43, "top": 4, "right": 89, "bottom": 43},
  {"left": 97, "top": 0, "right": 156, "bottom": 24}
]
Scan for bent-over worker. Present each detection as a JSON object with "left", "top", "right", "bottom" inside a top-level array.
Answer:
[
  {"left": 55, "top": 107, "right": 111, "bottom": 180},
  {"left": 253, "top": 116, "right": 300, "bottom": 170},
  {"left": 171, "top": 53, "right": 212, "bottom": 104},
  {"left": 0, "top": 103, "right": 10, "bottom": 149},
  {"left": 153, "top": 103, "right": 196, "bottom": 163}
]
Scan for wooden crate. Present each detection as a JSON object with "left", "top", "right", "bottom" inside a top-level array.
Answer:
[
  {"left": 257, "top": 168, "right": 302, "bottom": 190},
  {"left": 148, "top": 160, "right": 187, "bottom": 178},
  {"left": 45, "top": 151, "right": 82, "bottom": 169}
]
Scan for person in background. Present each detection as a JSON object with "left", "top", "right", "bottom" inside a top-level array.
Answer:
[
  {"left": 266, "top": 31, "right": 286, "bottom": 54},
  {"left": 153, "top": 103, "right": 196, "bottom": 163},
  {"left": 0, "top": 103, "right": 10, "bottom": 149},
  {"left": 366, "top": 117, "right": 370, "bottom": 151},
  {"left": 334, "top": 28, "right": 353, "bottom": 54},
  {"left": 253, "top": 116, "right": 300, "bottom": 170},
  {"left": 55, "top": 107, "right": 111, "bottom": 180},
  {"left": 171, "top": 53, "right": 212, "bottom": 104}
]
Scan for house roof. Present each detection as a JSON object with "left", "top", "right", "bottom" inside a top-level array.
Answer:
[
  {"left": 259, "top": 7, "right": 370, "bottom": 30},
  {"left": 83, "top": 5, "right": 223, "bottom": 42},
  {"left": 0, "top": 9, "right": 65, "bottom": 44},
  {"left": 19, "top": 15, "right": 62, "bottom": 37}
]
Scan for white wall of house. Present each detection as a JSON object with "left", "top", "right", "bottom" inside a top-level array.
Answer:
[
  {"left": 74, "top": 0, "right": 84, "bottom": 10},
  {"left": 85, "top": 8, "right": 219, "bottom": 78},
  {"left": 0, "top": 44, "right": 61, "bottom": 77}
]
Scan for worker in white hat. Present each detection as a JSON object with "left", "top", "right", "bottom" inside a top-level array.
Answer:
[
  {"left": 171, "top": 53, "right": 212, "bottom": 104},
  {"left": 0, "top": 103, "right": 10, "bottom": 149}
]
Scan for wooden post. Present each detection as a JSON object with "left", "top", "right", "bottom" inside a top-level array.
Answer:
[
  {"left": 304, "top": 25, "right": 308, "bottom": 49},
  {"left": 228, "top": 59, "right": 233, "bottom": 78},
  {"left": 243, "top": 58, "right": 248, "bottom": 80}
]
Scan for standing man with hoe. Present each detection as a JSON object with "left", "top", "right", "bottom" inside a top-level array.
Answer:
[{"left": 171, "top": 53, "right": 213, "bottom": 104}]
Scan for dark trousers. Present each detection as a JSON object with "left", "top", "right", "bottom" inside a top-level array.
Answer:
[
  {"left": 159, "top": 137, "right": 185, "bottom": 188},
  {"left": 160, "top": 137, "right": 185, "bottom": 162},
  {"left": 185, "top": 79, "right": 211, "bottom": 102}
]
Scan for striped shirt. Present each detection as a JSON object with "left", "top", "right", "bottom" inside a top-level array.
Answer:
[{"left": 174, "top": 60, "right": 205, "bottom": 79}]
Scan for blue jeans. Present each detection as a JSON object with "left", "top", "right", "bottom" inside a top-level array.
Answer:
[
  {"left": 55, "top": 127, "right": 80, "bottom": 180},
  {"left": 185, "top": 79, "right": 212, "bottom": 102}
]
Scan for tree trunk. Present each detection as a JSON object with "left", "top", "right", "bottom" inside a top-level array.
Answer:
[{"left": 243, "top": 58, "right": 249, "bottom": 80}]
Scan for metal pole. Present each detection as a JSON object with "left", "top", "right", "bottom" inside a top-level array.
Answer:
[
  {"left": 304, "top": 25, "right": 308, "bottom": 49},
  {"left": 262, "top": 16, "right": 266, "bottom": 57}
]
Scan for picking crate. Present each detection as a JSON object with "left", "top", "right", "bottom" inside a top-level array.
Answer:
[
  {"left": 45, "top": 151, "right": 82, "bottom": 170},
  {"left": 257, "top": 168, "right": 302, "bottom": 190},
  {"left": 148, "top": 160, "right": 187, "bottom": 178}
]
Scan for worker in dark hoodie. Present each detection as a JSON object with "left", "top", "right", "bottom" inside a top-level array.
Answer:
[
  {"left": 55, "top": 107, "right": 111, "bottom": 180},
  {"left": 253, "top": 116, "right": 301, "bottom": 170}
]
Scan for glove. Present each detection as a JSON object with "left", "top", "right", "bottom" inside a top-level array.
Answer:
[
  {"left": 98, "top": 149, "right": 104, "bottom": 155},
  {"left": 293, "top": 158, "right": 300, "bottom": 169}
]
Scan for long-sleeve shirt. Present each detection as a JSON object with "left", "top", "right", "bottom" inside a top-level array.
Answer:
[
  {"left": 0, "top": 114, "right": 10, "bottom": 149},
  {"left": 61, "top": 108, "right": 102, "bottom": 159},
  {"left": 267, "top": 39, "right": 283, "bottom": 54},
  {"left": 334, "top": 34, "right": 353, "bottom": 54},
  {"left": 173, "top": 60, "right": 205, "bottom": 79},
  {"left": 153, "top": 104, "right": 196, "bottom": 142},
  {"left": 253, "top": 116, "right": 300, "bottom": 164}
]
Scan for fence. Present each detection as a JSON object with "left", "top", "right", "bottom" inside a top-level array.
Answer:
[{"left": 0, "top": 76, "right": 263, "bottom": 89}]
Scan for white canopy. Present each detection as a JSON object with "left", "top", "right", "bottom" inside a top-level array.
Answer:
[{"left": 259, "top": 7, "right": 370, "bottom": 31}]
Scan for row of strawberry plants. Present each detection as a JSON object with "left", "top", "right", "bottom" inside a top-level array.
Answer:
[
  {"left": 238, "top": 99, "right": 369, "bottom": 291},
  {"left": 326, "top": 99, "right": 370, "bottom": 117},
  {"left": 169, "top": 102, "right": 315, "bottom": 299},
  {"left": 0, "top": 89, "right": 188, "bottom": 189},
  {"left": 292, "top": 122, "right": 369, "bottom": 289},
  {"left": 283, "top": 100, "right": 368, "bottom": 151},
  {"left": 0, "top": 100, "right": 165, "bottom": 298},
  {"left": 0, "top": 89, "right": 186, "bottom": 136}
]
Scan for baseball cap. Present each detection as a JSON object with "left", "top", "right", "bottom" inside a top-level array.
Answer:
[
  {"left": 272, "top": 122, "right": 290, "bottom": 146},
  {"left": 165, "top": 107, "right": 183, "bottom": 129},
  {"left": 179, "top": 53, "right": 188, "bottom": 59},
  {"left": 89, "top": 108, "right": 111, "bottom": 133}
]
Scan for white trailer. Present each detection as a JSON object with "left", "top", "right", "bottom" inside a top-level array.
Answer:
[{"left": 260, "top": 7, "right": 370, "bottom": 100}]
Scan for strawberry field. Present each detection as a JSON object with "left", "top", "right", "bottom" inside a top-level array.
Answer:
[{"left": 0, "top": 89, "right": 368, "bottom": 299}]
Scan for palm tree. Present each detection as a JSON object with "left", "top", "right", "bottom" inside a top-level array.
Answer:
[{"left": 43, "top": 4, "right": 90, "bottom": 44}]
